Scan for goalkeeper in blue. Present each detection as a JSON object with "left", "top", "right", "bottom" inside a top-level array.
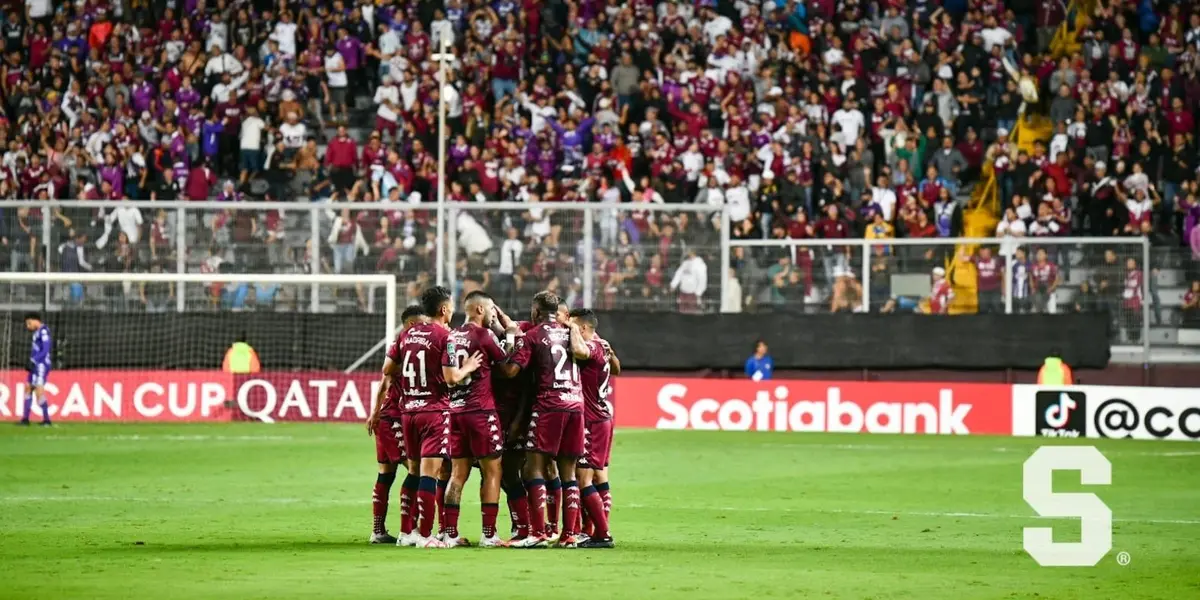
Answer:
[{"left": 19, "top": 312, "right": 53, "bottom": 426}]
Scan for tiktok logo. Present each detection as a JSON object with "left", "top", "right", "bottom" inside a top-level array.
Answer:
[{"left": 1044, "top": 393, "right": 1078, "bottom": 429}]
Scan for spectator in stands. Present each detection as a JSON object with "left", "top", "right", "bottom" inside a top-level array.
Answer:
[
  {"left": 744, "top": 340, "right": 773, "bottom": 381},
  {"left": 1183, "top": 281, "right": 1200, "bottom": 327}
]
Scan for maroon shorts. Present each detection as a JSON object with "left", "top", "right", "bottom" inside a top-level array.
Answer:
[
  {"left": 580, "top": 419, "right": 614, "bottom": 469},
  {"left": 525, "top": 410, "right": 586, "bottom": 458},
  {"left": 375, "top": 116, "right": 399, "bottom": 135},
  {"left": 402, "top": 411, "right": 450, "bottom": 459},
  {"left": 449, "top": 411, "right": 505, "bottom": 459},
  {"left": 374, "top": 417, "right": 406, "bottom": 464}
]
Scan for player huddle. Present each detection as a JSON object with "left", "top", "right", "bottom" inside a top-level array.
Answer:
[{"left": 366, "top": 287, "right": 617, "bottom": 549}]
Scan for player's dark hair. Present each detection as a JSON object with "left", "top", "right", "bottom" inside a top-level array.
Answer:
[
  {"left": 568, "top": 308, "right": 597, "bottom": 329},
  {"left": 532, "top": 290, "right": 560, "bottom": 320},
  {"left": 419, "top": 286, "right": 452, "bottom": 317},
  {"left": 400, "top": 305, "right": 425, "bottom": 323},
  {"left": 23, "top": 311, "right": 41, "bottom": 321}
]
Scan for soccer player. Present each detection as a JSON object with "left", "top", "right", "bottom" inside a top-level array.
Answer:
[
  {"left": 366, "top": 306, "right": 428, "bottom": 544},
  {"left": 568, "top": 309, "right": 618, "bottom": 548},
  {"left": 19, "top": 312, "right": 53, "bottom": 427},
  {"left": 440, "top": 291, "right": 521, "bottom": 548},
  {"left": 387, "top": 286, "right": 482, "bottom": 548},
  {"left": 503, "top": 291, "right": 591, "bottom": 548}
]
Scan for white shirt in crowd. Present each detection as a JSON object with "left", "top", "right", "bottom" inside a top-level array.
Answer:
[
  {"left": 324, "top": 53, "right": 348, "bottom": 88},
  {"left": 399, "top": 78, "right": 419, "bottom": 111},
  {"left": 279, "top": 122, "right": 307, "bottom": 148},
  {"left": 377, "top": 29, "right": 401, "bottom": 61},
  {"left": 204, "top": 52, "right": 244, "bottom": 77},
  {"left": 99, "top": 206, "right": 144, "bottom": 247},
  {"left": 725, "top": 183, "right": 751, "bottom": 223},
  {"left": 240, "top": 115, "right": 267, "bottom": 150},
  {"left": 26, "top": 0, "right": 52, "bottom": 19},
  {"left": 374, "top": 84, "right": 401, "bottom": 122},
  {"left": 442, "top": 82, "right": 463, "bottom": 119},
  {"left": 498, "top": 238, "right": 522, "bottom": 275},
  {"left": 206, "top": 19, "right": 229, "bottom": 53},
  {"left": 671, "top": 254, "right": 709, "bottom": 297},
  {"left": 210, "top": 71, "right": 248, "bottom": 103},
  {"left": 272, "top": 21, "right": 298, "bottom": 56},
  {"left": 871, "top": 186, "right": 897, "bottom": 222},
  {"left": 831, "top": 108, "right": 865, "bottom": 147},
  {"left": 979, "top": 26, "right": 1012, "bottom": 52}
]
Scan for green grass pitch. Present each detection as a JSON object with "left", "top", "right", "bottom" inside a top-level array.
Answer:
[{"left": 2, "top": 423, "right": 1197, "bottom": 599}]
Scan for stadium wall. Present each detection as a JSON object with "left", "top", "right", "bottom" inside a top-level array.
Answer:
[
  {"left": 1, "top": 372, "right": 1195, "bottom": 441},
  {"left": 5, "top": 311, "right": 1112, "bottom": 371}
]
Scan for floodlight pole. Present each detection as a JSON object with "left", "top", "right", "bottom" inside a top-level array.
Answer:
[{"left": 432, "top": 39, "right": 454, "bottom": 290}]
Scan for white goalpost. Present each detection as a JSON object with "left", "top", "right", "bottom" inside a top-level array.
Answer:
[{"left": 0, "top": 272, "right": 397, "bottom": 373}]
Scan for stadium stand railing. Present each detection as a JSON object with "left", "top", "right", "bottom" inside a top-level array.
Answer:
[{"left": 4, "top": 199, "right": 1197, "bottom": 360}]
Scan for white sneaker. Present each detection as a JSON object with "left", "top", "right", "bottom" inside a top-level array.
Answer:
[
  {"left": 479, "top": 535, "right": 504, "bottom": 548},
  {"left": 443, "top": 535, "right": 471, "bottom": 547},
  {"left": 396, "top": 532, "right": 419, "bottom": 547},
  {"left": 419, "top": 536, "right": 449, "bottom": 549},
  {"left": 508, "top": 534, "right": 549, "bottom": 549}
]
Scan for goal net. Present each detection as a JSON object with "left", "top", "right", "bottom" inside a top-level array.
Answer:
[{"left": 1, "top": 272, "right": 397, "bottom": 423}]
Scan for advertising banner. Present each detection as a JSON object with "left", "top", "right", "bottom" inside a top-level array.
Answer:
[
  {"left": 0, "top": 370, "right": 234, "bottom": 422},
  {"left": 231, "top": 372, "right": 382, "bottom": 423},
  {"left": 613, "top": 378, "right": 1013, "bottom": 435},
  {"left": 1013, "top": 385, "right": 1200, "bottom": 441}
]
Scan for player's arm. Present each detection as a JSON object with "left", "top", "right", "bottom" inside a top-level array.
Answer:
[
  {"left": 600, "top": 339, "right": 621, "bottom": 375},
  {"left": 368, "top": 356, "right": 399, "bottom": 434},
  {"left": 496, "top": 337, "right": 529, "bottom": 379},
  {"left": 443, "top": 351, "right": 484, "bottom": 386},
  {"left": 566, "top": 320, "right": 591, "bottom": 360}
]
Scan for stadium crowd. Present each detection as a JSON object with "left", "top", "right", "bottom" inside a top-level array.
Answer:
[{"left": 0, "top": 0, "right": 1197, "bottom": 323}]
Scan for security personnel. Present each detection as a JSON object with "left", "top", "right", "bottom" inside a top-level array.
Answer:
[
  {"left": 1037, "top": 348, "right": 1074, "bottom": 385},
  {"left": 222, "top": 335, "right": 261, "bottom": 374}
]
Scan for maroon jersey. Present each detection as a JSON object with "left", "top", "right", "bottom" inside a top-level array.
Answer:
[
  {"left": 974, "top": 255, "right": 1002, "bottom": 291},
  {"left": 443, "top": 322, "right": 508, "bottom": 413},
  {"left": 379, "top": 330, "right": 407, "bottom": 419},
  {"left": 578, "top": 337, "right": 614, "bottom": 423},
  {"left": 509, "top": 321, "right": 583, "bottom": 413},
  {"left": 389, "top": 323, "right": 451, "bottom": 412},
  {"left": 1031, "top": 262, "right": 1059, "bottom": 291}
]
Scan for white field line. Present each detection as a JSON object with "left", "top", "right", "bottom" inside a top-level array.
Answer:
[
  {"left": 2, "top": 495, "right": 1196, "bottom": 525},
  {"left": 755, "top": 443, "right": 1200, "bottom": 457}
]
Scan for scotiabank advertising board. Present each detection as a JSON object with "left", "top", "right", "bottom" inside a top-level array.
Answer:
[
  {"left": 613, "top": 378, "right": 1013, "bottom": 435},
  {"left": 0, "top": 371, "right": 1011, "bottom": 433}
]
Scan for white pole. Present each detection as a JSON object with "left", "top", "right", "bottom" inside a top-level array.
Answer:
[
  {"left": 176, "top": 207, "right": 187, "bottom": 313},
  {"left": 582, "top": 208, "right": 594, "bottom": 308},
  {"left": 434, "top": 39, "right": 451, "bottom": 289},
  {"left": 860, "top": 239, "right": 870, "bottom": 313},
  {"left": 1142, "top": 236, "right": 1151, "bottom": 361},
  {"left": 719, "top": 206, "right": 730, "bottom": 312},
  {"left": 310, "top": 207, "right": 320, "bottom": 312}
]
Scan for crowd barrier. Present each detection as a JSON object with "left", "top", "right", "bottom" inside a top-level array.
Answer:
[{"left": 1, "top": 371, "right": 1195, "bottom": 441}]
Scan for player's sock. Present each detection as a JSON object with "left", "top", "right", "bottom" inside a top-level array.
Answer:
[
  {"left": 597, "top": 482, "right": 612, "bottom": 518},
  {"left": 399, "top": 474, "right": 419, "bottom": 535},
  {"left": 524, "top": 478, "right": 547, "bottom": 536},
  {"left": 436, "top": 479, "right": 448, "bottom": 535},
  {"left": 582, "top": 506, "right": 593, "bottom": 537},
  {"left": 546, "top": 478, "right": 562, "bottom": 532},
  {"left": 416, "top": 476, "right": 438, "bottom": 538},
  {"left": 503, "top": 481, "right": 530, "bottom": 537},
  {"left": 372, "top": 472, "right": 396, "bottom": 535},
  {"left": 562, "top": 480, "right": 580, "bottom": 536},
  {"left": 481, "top": 502, "right": 499, "bottom": 539},
  {"left": 443, "top": 503, "right": 460, "bottom": 539},
  {"left": 581, "top": 485, "right": 610, "bottom": 538},
  {"left": 38, "top": 401, "right": 50, "bottom": 424},
  {"left": 21, "top": 394, "right": 33, "bottom": 423}
]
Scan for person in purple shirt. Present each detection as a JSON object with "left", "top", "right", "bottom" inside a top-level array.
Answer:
[
  {"left": 130, "top": 73, "right": 156, "bottom": 113},
  {"left": 98, "top": 155, "right": 124, "bottom": 194},
  {"left": 176, "top": 76, "right": 202, "bottom": 112},
  {"left": 547, "top": 115, "right": 595, "bottom": 168},
  {"left": 335, "top": 27, "right": 364, "bottom": 98},
  {"left": 201, "top": 117, "right": 224, "bottom": 159}
]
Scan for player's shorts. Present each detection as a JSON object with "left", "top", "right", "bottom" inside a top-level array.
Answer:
[
  {"left": 374, "top": 417, "right": 406, "bottom": 464},
  {"left": 580, "top": 419, "right": 614, "bottom": 469},
  {"left": 525, "top": 410, "right": 585, "bottom": 458},
  {"left": 402, "top": 411, "right": 450, "bottom": 459},
  {"left": 449, "top": 410, "right": 504, "bottom": 459},
  {"left": 27, "top": 367, "right": 48, "bottom": 388}
]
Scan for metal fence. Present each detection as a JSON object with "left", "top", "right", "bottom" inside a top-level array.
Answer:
[{"left": 3, "top": 199, "right": 1198, "bottom": 357}]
